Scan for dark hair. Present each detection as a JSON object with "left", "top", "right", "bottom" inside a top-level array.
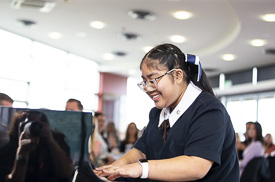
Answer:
[
  {"left": 264, "top": 133, "right": 274, "bottom": 148},
  {"left": 140, "top": 43, "right": 214, "bottom": 95},
  {"left": 0, "top": 93, "right": 14, "bottom": 104},
  {"left": 123, "top": 122, "right": 138, "bottom": 144},
  {"left": 248, "top": 122, "right": 264, "bottom": 144},
  {"left": 67, "top": 98, "right": 83, "bottom": 111},
  {"left": 94, "top": 112, "right": 104, "bottom": 118},
  {"left": 9, "top": 110, "right": 49, "bottom": 139}
]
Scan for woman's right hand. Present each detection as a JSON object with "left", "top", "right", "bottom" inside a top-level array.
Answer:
[
  {"left": 94, "top": 162, "right": 142, "bottom": 181},
  {"left": 17, "top": 131, "right": 39, "bottom": 156}
]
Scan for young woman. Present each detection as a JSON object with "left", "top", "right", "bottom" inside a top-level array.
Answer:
[
  {"left": 264, "top": 133, "right": 275, "bottom": 156},
  {"left": 239, "top": 122, "right": 264, "bottom": 176},
  {"left": 96, "top": 43, "right": 239, "bottom": 181},
  {"left": 0, "top": 110, "right": 73, "bottom": 182},
  {"left": 120, "top": 122, "right": 139, "bottom": 153}
]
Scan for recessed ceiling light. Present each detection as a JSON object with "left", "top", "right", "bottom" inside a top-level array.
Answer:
[
  {"left": 250, "top": 39, "right": 266, "bottom": 47},
  {"left": 173, "top": 11, "right": 193, "bottom": 20},
  {"left": 261, "top": 14, "right": 275, "bottom": 22},
  {"left": 143, "top": 46, "right": 153, "bottom": 53},
  {"left": 169, "top": 35, "right": 186, "bottom": 43},
  {"left": 222, "top": 54, "right": 236, "bottom": 61},
  {"left": 103, "top": 53, "right": 114, "bottom": 60},
  {"left": 48, "top": 32, "right": 62, "bottom": 39},
  {"left": 89, "top": 21, "right": 105, "bottom": 29}
]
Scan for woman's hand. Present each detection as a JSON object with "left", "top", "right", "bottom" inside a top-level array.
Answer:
[
  {"left": 17, "top": 131, "right": 39, "bottom": 156},
  {"left": 95, "top": 162, "right": 142, "bottom": 181}
]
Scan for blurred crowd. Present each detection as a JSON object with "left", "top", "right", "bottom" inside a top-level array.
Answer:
[
  {"left": 236, "top": 121, "right": 275, "bottom": 181},
  {"left": 0, "top": 92, "right": 144, "bottom": 181},
  {"left": 88, "top": 111, "right": 144, "bottom": 168}
]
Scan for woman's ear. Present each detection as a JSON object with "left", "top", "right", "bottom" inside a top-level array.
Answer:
[{"left": 175, "top": 69, "right": 186, "bottom": 84}]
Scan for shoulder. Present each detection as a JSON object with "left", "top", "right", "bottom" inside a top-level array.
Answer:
[
  {"left": 149, "top": 107, "right": 161, "bottom": 120},
  {"left": 247, "top": 141, "right": 264, "bottom": 151},
  {"left": 253, "top": 141, "right": 264, "bottom": 147},
  {"left": 194, "top": 92, "right": 227, "bottom": 114},
  {"left": 197, "top": 92, "right": 222, "bottom": 106},
  {"left": 52, "top": 131, "right": 66, "bottom": 140}
]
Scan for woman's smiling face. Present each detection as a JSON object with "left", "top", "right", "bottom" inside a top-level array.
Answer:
[{"left": 141, "top": 63, "right": 186, "bottom": 111}]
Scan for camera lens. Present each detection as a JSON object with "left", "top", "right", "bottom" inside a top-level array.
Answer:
[{"left": 24, "top": 121, "right": 43, "bottom": 137}]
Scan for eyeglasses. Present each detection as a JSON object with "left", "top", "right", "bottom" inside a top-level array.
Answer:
[{"left": 137, "top": 69, "right": 176, "bottom": 92}]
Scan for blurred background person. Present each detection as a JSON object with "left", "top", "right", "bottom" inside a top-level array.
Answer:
[
  {"left": 65, "top": 98, "right": 83, "bottom": 111},
  {"left": 236, "top": 121, "right": 254, "bottom": 160},
  {"left": 0, "top": 93, "right": 13, "bottom": 107},
  {"left": 106, "top": 121, "right": 120, "bottom": 153},
  {"left": 264, "top": 133, "right": 275, "bottom": 156},
  {"left": 235, "top": 133, "right": 242, "bottom": 160},
  {"left": 89, "top": 112, "right": 113, "bottom": 167},
  {"left": 239, "top": 122, "right": 264, "bottom": 176},
  {"left": 0, "top": 110, "right": 73, "bottom": 182},
  {"left": 95, "top": 112, "right": 107, "bottom": 141},
  {"left": 119, "top": 122, "right": 139, "bottom": 154}
]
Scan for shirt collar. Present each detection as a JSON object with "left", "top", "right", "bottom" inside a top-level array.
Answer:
[{"left": 159, "top": 82, "right": 202, "bottom": 127}]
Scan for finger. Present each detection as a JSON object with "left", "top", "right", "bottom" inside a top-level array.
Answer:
[
  {"left": 107, "top": 172, "right": 121, "bottom": 181},
  {"left": 19, "top": 131, "right": 26, "bottom": 140},
  {"left": 94, "top": 170, "right": 105, "bottom": 177},
  {"left": 96, "top": 164, "right": 113, "bottom": 171},
  {"left": 21, "top": 139, "right": 31, "bottom": 145},
  {"left": 102, "top": 166, "right": 121, "bottom": 174}
]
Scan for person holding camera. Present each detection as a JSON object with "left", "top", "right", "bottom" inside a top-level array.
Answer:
[{"left": 0, "top": 110, "right": 73, "bottom": 182}]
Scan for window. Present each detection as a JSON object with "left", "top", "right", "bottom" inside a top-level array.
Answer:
[
  {"left": 0, "top": 29, "right": 99, "bottom": 111},
  {"left": 122, "top": 77, "right": 154, "bottom": 132},
  {"left": 225, "top": 92, "right": 275, "bottom": 141}
]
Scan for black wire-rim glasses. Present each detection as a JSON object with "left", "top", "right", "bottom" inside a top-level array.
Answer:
[{"left": 137, "top": 69, "right": 176, "bottom": 92}]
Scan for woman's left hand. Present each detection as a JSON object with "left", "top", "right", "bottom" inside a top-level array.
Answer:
[{"left": 96, "top": 162, "right": 142, "bottom": 181}]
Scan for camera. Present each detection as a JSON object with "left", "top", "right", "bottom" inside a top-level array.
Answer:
[{"left": 19, "top": 119, "right": 44, "bottom": 138}]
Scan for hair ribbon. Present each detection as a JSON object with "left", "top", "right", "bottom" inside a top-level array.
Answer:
[{"left": 184, "top": 54, "right": 202, "bottom": 81}]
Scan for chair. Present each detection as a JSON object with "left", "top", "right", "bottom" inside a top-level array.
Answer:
[
  {"left": 263, "top": 156, "right": 275, "bottom": 182},
  {"left": 240, "top": 157, "right": 270, "bottom": 182}
]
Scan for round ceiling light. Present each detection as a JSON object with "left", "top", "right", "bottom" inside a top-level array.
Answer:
[
  {"left": 250, "top": 39, "right": 266, "bottom": 47},
  {"left": 48, "top": 32, "right": 63, "bottom": 39},
  {"left": 169, "top": 35, "right": 186, "bottom": 43},
  {"left": 103, "top": 53, "right": 114, "bottom": 60},
  {"left": 173, "top": 11, "right": 193, "bottom": 20},
  {"left": 222, "top": 54, "right": 236, "bottom": 61},
  {"left": 89, "top": 21, "right": 106, "bottom": 29},
  {"left": 261, "top": 14, "right": 275, "bottom": 22},
  {"left": 128, "top": 10, "right": 156, "bottom": 21}
]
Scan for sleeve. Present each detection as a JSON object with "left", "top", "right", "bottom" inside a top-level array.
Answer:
[
  {"left": 133, "top": 107, "right": 158, "bottom": 156},
  {"left": 133, "top": 120, "right": 149, "bottom": 155},
  {"left": 184, "top": 107, "right": 227, "bottom": 165}
]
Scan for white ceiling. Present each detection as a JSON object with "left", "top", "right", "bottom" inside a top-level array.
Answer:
[{"left": 0, "top": 0, "right": 275, "bottom": 78}]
